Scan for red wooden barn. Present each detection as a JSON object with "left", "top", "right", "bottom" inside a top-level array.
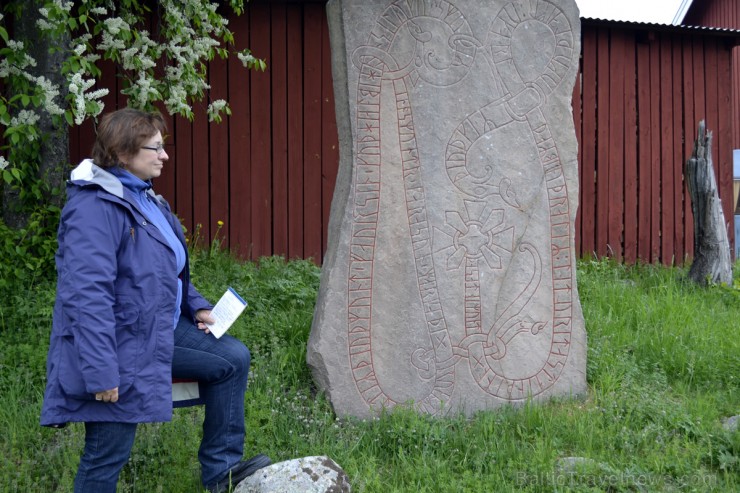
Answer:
[
  {"left": 68, "top": 0, "right": 740, "bottom": 266},
  {"left": 674, "top": 0, "right": 740, "bottom": 233},
  {"left": 675, "top": 0, "right": 740, "bottom": 147}
]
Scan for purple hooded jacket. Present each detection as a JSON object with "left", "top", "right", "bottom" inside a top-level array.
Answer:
[{"left": 40, "top": 160, "right": 212, "bottom": 426}]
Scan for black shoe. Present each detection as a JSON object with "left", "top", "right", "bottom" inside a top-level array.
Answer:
[{"left": 207, "top": 454, "right": 272, "bottom": 493}]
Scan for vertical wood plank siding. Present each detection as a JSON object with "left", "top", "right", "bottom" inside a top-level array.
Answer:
[
  {"left": 683, "top": 0, "right": 740, "bottom": 148},
  {"left": 573, "top": 22, "right": 737, "bottom": 263},
  {"left": 68, "top": 6, "right": 738, "bottom": 266}
]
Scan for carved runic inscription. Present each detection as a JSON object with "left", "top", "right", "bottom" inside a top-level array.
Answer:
[{"left": 310, "top": 0, "right": 585, "bottom": 418}]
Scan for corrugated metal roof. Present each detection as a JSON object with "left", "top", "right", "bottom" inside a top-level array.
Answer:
[{"left": 580, "top": 16, "right": 740, "bottom": 36}]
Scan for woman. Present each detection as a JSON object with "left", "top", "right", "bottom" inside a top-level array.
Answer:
[{"left": 40, "top": 108, "right": 270, "bottom": 493}]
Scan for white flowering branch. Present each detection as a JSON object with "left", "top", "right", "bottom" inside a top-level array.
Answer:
[{"left": 0, "top": 0, "right": 265, "bottom": 185}]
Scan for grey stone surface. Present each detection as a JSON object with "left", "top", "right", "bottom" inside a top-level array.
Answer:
[
  {"left": 722, "top": 415, "right": 738, "bottom": 432},
  {"left": 309, "top": 0, "right": 587, "bottom": 418},
  {"left": 555, "top": 457, "right": 600, "bottom": 474},
  {"left": 233, "top": 456, "right": 350, "bottom": 493}
]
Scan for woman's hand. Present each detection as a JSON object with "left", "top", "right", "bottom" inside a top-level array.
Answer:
[
  {"left": 195, "top": 309, "right": 215, "bottom": 334},
  {"left": 95, "top": 387, "right": 119, "bottom": 403}
]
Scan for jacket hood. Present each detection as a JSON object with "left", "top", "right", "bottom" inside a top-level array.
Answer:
[{"left": 69, "top": 159, "right": 125, "bottom": 198}]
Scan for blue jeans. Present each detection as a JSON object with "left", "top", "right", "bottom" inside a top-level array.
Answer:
[
  {"left": 172, "top": 315, "right": 251, "bottom": 486},
  {"left": 74, "top": 422, "right": 137, "bottom": 493},
  {"left": 74, "top": 315, "right": 251, "bottom": 491}
]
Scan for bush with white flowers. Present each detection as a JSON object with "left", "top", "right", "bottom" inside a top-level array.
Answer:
[
  {"left": 0, "top": 0, "right": 265, "bottom": 286},
  {"left": 1, "top": 0, "right": 264, "bottom": 183}
]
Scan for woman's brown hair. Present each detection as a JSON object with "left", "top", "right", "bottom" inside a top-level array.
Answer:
[{"left": 91, "top": 108, "right": 167, "bottom": 169}]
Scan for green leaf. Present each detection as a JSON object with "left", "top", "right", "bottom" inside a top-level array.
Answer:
[{"left": 0, "top": 26, "right": 8, "bottom": 44}]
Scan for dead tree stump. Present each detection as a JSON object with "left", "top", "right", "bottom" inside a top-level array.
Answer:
[{"left": 685, "top": 120, "right": 733, "bottom": 285}]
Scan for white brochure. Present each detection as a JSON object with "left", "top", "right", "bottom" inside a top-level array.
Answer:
[{"left": 205, "top": 287, "right": 248, "bottom": 339}]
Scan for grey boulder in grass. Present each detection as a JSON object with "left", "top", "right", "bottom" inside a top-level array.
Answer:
[{"left": 234, "top": 456, "right": 350, "bottom": 493}]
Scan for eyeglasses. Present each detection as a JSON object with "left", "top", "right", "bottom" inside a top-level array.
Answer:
[{"left": 141, "top": 143, "right": 166, "bottom": 154}]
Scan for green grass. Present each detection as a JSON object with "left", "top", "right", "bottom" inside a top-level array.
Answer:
[{"left": 1, "top": 254, "right": 738, "bottom": 492}]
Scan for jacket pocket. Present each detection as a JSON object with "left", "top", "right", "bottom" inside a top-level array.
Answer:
[
  {"left": 57, "top": 334, "right": 94, "bottom": 400},
  {"left": 114, "top": 302, "right": 141, "bottom": 394}
]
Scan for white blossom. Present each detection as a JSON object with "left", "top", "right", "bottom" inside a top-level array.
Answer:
[
  {"left": 164, "top": 85, "right": 192, "bottom": 116},
  {"left": 98, "top": 30, "right": 126, "bottom": 51},
  {"left": 36, "top": 19, "right": 56, "bottom": 30},
  {"left": 68, "top": 73, "right": 98, "bottom": 125},
  {"left": 18, "top": 52, "right": 37, "bottom": 71},
  {"left": 7, "top": 40, "right": 24, "bottom": 51},
  {"left": 121, "top": 47, "right": 140, "bottom": 67},
  {"left": 129, "top": 72, "right": 161, "bottom": 109},
  {"left": 53, "top": 1, "right": 74, "bottom": 13},
  {"left": 0, "top": 59, "right": 10, "bottom": 78},
  {"left": 35, "top": 76, "right": 65, "bottom": 116},
  {"left": 0, "top": 50, "right": 37, "bottom": 78},
  {"left": 0, "top": 156, "right": 9, "bottom": 171},
  {"left": 207, "top": 99, "right": 228, "bottom": 121},
  {"left": 237, "top": 51, "right": 257, "bottom": 67},
  {"left": 3, "top": 0, "right": 256, "bottom": 130},
  {"left": 74, "top": 33, "right": 93, "bottom": 44},
  {"left": 103, "top": 17, "right": 128, "bottom": 36},
  {"left": 86, "top": 88, "right": 109, "bottom": 102},
  {"left": 11, "top": 109, "right": 40, "bottom": 127}
]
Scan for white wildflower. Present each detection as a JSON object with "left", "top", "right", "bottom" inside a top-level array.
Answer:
[
  {"left": 0, "top": 156, "right": 9, "bottom": 171},
  {"left": 89, "top": 7, "right": 108, "bottom": 16}
]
